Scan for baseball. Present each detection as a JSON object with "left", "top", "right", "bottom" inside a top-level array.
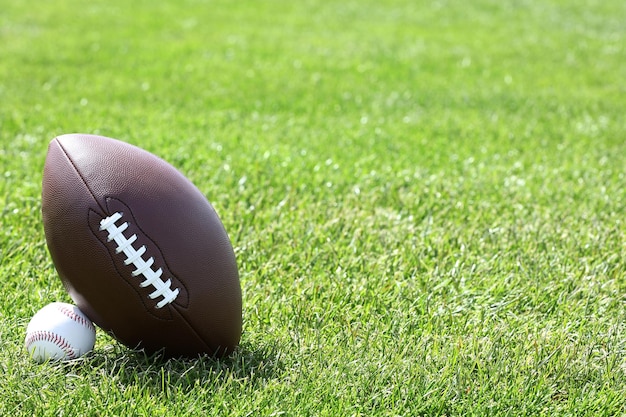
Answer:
[{"left": 25, "top": 302, "right": 96, "bottom": 363}]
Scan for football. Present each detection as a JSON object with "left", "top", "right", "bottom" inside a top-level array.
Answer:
[{"left": 41, "top": 134, "right": 242, "bottom": 357}]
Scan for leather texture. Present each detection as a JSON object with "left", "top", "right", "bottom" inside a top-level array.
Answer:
[{"left": 42, "top": 134, "right": 242, "bottom": 357}]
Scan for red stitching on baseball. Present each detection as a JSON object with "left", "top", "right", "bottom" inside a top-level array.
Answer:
[
  {"left": 25, "top": 331, "right": 77, "bottom": 360},
  {"left": 57, "top": 305, "right": 95, "bottom": 332}
]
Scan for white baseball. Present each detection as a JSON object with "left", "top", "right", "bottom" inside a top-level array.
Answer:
[{"left": 25, "top": 302, "right": 96, "bottom": 363}]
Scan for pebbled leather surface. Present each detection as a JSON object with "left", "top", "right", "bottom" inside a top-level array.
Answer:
[{"left": 42, "top": 134, "right": 242, "bottom": 357}]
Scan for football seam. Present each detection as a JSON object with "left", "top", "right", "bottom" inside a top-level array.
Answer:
[
  {"left": 170, "top": 305, "right": 215, "bottom": 355},
  {"left": 53, "top": 138, "right": 107, "bottom": 215}
]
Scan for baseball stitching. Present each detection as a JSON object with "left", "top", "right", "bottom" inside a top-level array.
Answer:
[
  {"left": 25, "top": 331, "right": 77, "bottom": 360},
  {"left": 99, "top": 211, "right": 180, "bottom": 309},
  {"left": 56, "top": 304, "right": 95, "bottom": 332}
]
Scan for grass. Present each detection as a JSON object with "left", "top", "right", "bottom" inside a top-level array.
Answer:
[{"left": 1, "top": 0, "right": 626, "bottom": 415}]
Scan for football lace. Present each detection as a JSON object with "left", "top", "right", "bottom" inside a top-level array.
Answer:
[{"left": 99, "top": 212, "right": 180, "bottom": 309}]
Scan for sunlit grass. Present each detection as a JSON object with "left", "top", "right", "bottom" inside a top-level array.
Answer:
[{"left": 1, "top": 0, "right": 625, "bottom": 415}]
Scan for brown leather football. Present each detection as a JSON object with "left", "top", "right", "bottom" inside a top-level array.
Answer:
[{"left": 41, "top": 134, "right": 242, "bottom": 357}]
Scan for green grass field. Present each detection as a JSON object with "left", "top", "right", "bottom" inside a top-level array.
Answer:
[{"left": 1, "top": 0, "right": 625, "bottom": 415}]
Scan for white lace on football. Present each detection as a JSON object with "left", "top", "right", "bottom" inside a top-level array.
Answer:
[{"left": 99, "top": 212, "right": 180, "bottom": 309}]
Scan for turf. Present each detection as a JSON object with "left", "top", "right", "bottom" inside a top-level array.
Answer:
[{"left": 1, "top": 0, "right": 626, "bottom": 415}]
